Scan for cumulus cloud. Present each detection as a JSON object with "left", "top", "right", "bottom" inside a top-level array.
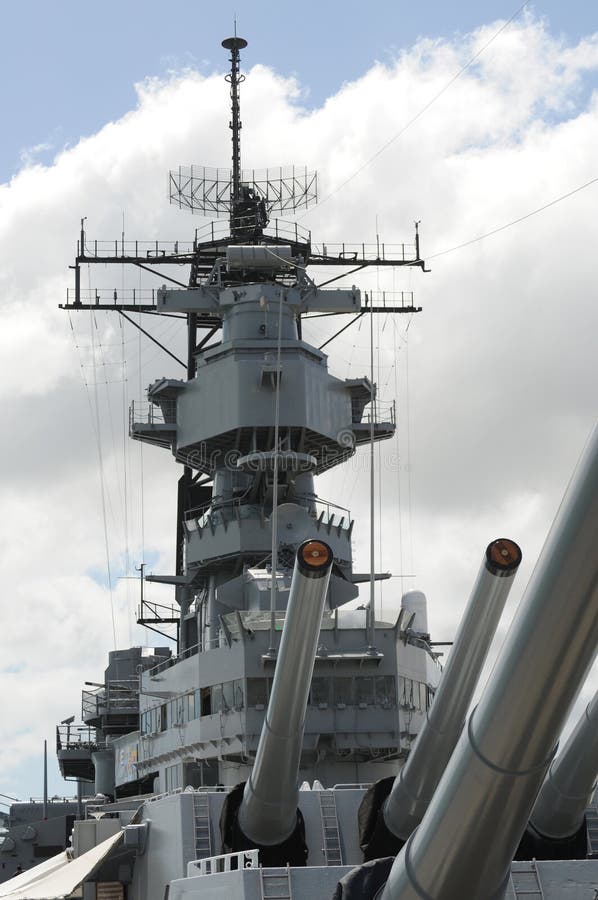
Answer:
[{"left": 1, "top": 14, "right": 597, "bottom": 797}]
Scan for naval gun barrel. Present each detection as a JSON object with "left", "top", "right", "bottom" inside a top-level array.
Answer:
[
  {"left": 376, "top": 425, "right": 598, "bottom": 900},
  {"left": 525, "top": 690, "right": 598, "bottom": 851},
  {"left": 381, "top": 538, "right": 522, "bottom": 846},
  {"left": 236, "top": 539, "right": 333, "bottom": 855}
]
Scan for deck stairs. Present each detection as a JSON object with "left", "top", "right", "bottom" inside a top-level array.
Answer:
[
  {"left": 259, "top": 866, "right": 293, "bottom": 900},
  {"left": 192, "top": 792, "right": 212, "bottom": 858},
  {"left": 319, "top": 790, "right": 343, "bottom": 865},
  {"left": 509, "top": 859, "right": 545, "bottom": 898},
  {"left": 586, "top": 803, "right": 598, "bottom": 857}
]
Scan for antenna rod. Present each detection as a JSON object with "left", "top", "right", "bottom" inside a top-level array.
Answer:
[
  {"left": 222, "top": 36, "right": 248, "bottom": 210},
  {"left": 367, "top": 291, "right": 377, "bottom": 652},
  {"left": 43, "top": 739, "right": 48, "bottom": 819}
]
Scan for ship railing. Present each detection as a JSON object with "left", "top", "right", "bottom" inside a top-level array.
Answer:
[
  {"left": 55, "top": 723, "right": 103, "bottom": 753},
  {"left": 142, "top": 785, "right": 228, "bottom": 806},
  {"left": 363, "top": 290, "right": 416, "bottom": 309},
  {"left": 144, "top": 787, "right": 185, "bottom": 805},
  {"left": 79, "top": 239, "right": 195, "bottom": 258},
  {"left": 81, "top": 679, "right": 140, "bottom": 720},
  {"left": 188, "top": 849, "right": 259, "bottom": 877},
  {"left": 351, "top": 398, "right": 396, "bottom": 426},
  {"left": 146, "top": 636, "right": 227, "bottom": 677},
  {"left": 84, "top": 804, "right": 121, "bottom": 820},
  {"left": 295, "top": 495, "right": 353, "bottom": 533},
  {"left": 130, "top": 400, "right": 177, "bottom": 428},
  {"left": 193, "top": 217, "right": 311, "bottom": 247},
  {"left": 184, "top": 497, "right": 270, "bottom": 534},
  {"left": 65, "top": 288, "right": 159, "bottom": 306},
  {"left": 184, "top": 495, "right": 351, "bottom": 535},
  {"left": 332, "top": 783, "right": 374, "bottom": 790},
  {"left": 78, "top": 223, "right": 311, "bottom": 261},
  {"left": 311, "top": 241, "right": 417, "bottom": 262},
  {"left": 262, "top": 218, "right": 311, "bottom": 246},
  {"left": 294, "top": 495, "right": 350, "bottom": 519}
]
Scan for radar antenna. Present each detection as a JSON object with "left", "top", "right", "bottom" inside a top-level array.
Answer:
[{"left": 169, "top": 38, "right": 318, "bottom": 241}]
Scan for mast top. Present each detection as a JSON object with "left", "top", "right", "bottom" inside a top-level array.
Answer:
[
  {"left": 221, "top": 37, "right": 248, "bottom": 51},
  {"left": 168, "top": 35, "right": 317, "bottom": 240}
]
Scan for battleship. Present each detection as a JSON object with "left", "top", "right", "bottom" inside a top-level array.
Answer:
[{"left": 1, "top": 35, "right": 598, "bottom": 900}]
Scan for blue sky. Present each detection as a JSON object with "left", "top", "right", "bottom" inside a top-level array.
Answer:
[{"left": 1, "top": 0, "right": 595, "bottom": 182}]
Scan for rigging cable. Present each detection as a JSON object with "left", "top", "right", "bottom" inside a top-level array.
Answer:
[
  {"left": 367, "top": 270, "right": 376, "bottom": 650},
  {"left": 67, "top": 311, "right": 100, "bottom": 446},
  {"left": 427, "top": 174, "right": 598, "bottom": 259},
  {"left": 89, "top": 306, "right": 118, "bottom": 649},
  {"left": 96, "top": 312, "right": 128, "bottom": 535},
  {"left": 404, "top": 317, "right": 415, "bottom": 577},
  {"left": 304, "top": 0, "right": 530, "bottom": 212},
  {"left": 137, "top": 300, "right": 150, "bottom": 644},
  {"left": 138, "top": 305, "right": 146, "bottom": 572},
  {"left": 120, "top": 313, "right": 133, "bottom": 645},
  {"left": 391, "top": 312, "right": 405, "bottom": 599},
  {"left": 374, "top": 245, "right": 384, "bottom": 619},
  {"left": 268, "top": 291, "right": 285, "bottom": 655},
  {"left": 377, "top": 306, "right": 385, "bottom": 617}
]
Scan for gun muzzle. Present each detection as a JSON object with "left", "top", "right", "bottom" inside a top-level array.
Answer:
[
  {"left": 380, "top": 538, "right": 521, "bottom": 847},
  {"left": 376, "top": 425, "right": 598, "bottom": 900},
  {"left": 232, "top": 540, "right": 333, "bottom": 861}
]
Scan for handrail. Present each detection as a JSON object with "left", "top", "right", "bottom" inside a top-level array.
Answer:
[
  {"left": 311, "top": 242, "right": 417, "bottom": 261},
  {"left": 351, "top": 398, "right": 395, "bottom": 425},
  {"left": 146, "top": 637, "right": 225, "bottom": 677},
  {"left": 66, "top": 288, "right": 158, "bottom": 305},
  {"left": 56, "top": 723, "right": 103, "bottom": 752},
  {"left": 81, "top": 239, "right": 195, "bottom": 258},
  {"left": 130, "top": 400, "right": 176, "bottom": 427},
  {"left": 188, "top": 848, "right": 259, "bottom": 876},
  {"left": 363, "top": 290, "right": 416, "bottom": 308},
  {"left": 332, "top": 783, "right": 373, "bottom": 790},
  {"left": 184, "top": 494, "right": 351, "bottom": 530}
]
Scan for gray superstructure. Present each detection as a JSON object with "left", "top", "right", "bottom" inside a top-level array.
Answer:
[{"left": 2, "top": 35, "right": 598, "bottom": 900}]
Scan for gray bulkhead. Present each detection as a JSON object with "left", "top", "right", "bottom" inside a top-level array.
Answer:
[{"left": 114, "top": 608, "right": 432, "bottom": 796}]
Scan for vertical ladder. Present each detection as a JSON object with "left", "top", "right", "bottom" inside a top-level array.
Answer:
[
  {"left": 319, "top": 790, "right": 343, "bottom": 865},
  {"left": 192, "top": 792, "right": 212, "bottom": 858},
  {"left": 259, "top": 866, "right": 293, "bottom": 900},
  {"left": 586, "top": 803, "right": 598, "bottom": 857},
  {"left": 510, "top": 860, "right": 545, "bottom": 898}
]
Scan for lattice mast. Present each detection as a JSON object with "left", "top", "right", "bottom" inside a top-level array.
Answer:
[{"left": 223, "top": 36, "right": 246, "bottom": 213}]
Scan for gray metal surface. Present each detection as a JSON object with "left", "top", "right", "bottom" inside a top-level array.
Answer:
[
  {"left": 379, "top": 424, "right": 598, "bottom": 900},
  {"left": 383, "top": 539, "right": 521, "bottom": 841},
  {"left": 530, "top": 691, "right": 598, "bottom": 840},
  {"left": 238, "top": 543, "right": 333, "bottom": 845}
]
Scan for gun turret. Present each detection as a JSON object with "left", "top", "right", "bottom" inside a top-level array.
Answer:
[
  {"left": 359, "top": 538, "right": 521, "bottom": 859},
  {"left": 517, "top": 690, "right": 598, "bottom": 859},
  {"left": 220, "top": 539, "right": 333, "bottom": 865},
  {"left": 367, "top": 425, "right": 598, "bottom": 900}
]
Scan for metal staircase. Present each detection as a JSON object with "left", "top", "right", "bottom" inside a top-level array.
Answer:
[
  {"left": 319, "top": 790, "right": 343, "bottom": 865},
  {"left": 259, "top": 867, "right": 293, "bottom": 900},
  {"left": 586, "top": 804, "right": 598, "bottom": 857},
  {"left": 510, "top": 860, "right": 545, "bottom": 898},
  {"left": 191, "top": 792, "right": 212, "bottom": 858}
]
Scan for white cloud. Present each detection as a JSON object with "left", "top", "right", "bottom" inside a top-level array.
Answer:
[{"left": 0, "top": 14, "right": 597, "bottom": 797}]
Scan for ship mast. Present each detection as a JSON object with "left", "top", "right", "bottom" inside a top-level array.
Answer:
[
  {"left": 62, "top": 37, "right": 426, "bottom": 654},
  {"left": 222, "top": 35, "right": 247, "bottom": 217}
]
